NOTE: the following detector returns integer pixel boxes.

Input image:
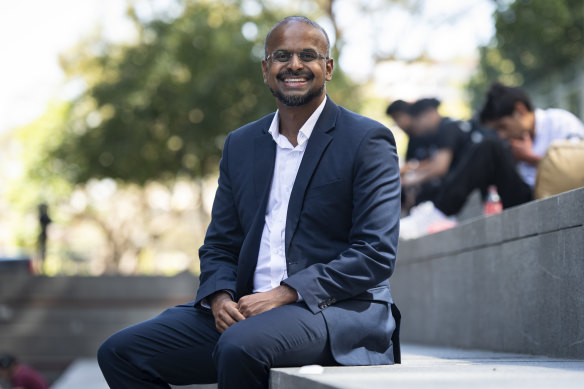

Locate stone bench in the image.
[0,272,199,383]
[50,344,584,389]
[8,188,584,386]
[391,187,584,359]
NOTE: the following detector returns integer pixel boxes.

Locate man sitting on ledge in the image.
[97,16,401,389]
[400,82,584,240]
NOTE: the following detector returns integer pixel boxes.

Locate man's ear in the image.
[261,60,268,84]
[325,58,334,81]
[514,101,528,116]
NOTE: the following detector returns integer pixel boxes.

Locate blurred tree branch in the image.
[51,0,361,186]
[14,0,362,273]
[468,0,584,108]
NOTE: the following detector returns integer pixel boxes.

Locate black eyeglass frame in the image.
[265,49,330,63]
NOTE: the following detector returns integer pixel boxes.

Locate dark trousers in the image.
[97,302,335,389]
[434,138,533,215]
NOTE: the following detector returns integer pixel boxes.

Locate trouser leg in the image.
[213,302,335,389]
[434,138,533,215]
[97,302,219,388]
[415,179,443,205]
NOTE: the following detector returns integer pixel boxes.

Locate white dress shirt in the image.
[518,108,584,187]
[253,97,328,295]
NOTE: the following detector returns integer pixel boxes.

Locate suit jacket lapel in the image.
[236,125,276,297]
[253,130,277,203]
[285,98,339,251]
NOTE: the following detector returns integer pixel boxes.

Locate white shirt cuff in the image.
[296,291,303,302]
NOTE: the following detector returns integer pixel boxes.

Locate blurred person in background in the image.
[386,99,417,213]
[393,98,472,212]
[0,354,48,389]
[37,203,51,266]
[400,82,584,239]
[386,99,413,134]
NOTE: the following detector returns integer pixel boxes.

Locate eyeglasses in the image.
[266,49,329,63]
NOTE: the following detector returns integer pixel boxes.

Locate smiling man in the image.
[98,16,401,389]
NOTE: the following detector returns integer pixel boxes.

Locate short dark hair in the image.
[386,100,411,116]
[264,16,331,58]
[408,98,441,116]
[479,82,533,123]
[0,354,16,369]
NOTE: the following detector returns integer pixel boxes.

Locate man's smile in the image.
[277,72,314,88]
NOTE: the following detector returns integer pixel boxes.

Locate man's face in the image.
[262,21,333,107]
[488,112,527,140]
[391,112,413,134]
[410,109,439,136]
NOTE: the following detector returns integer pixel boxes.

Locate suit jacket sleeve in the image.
[283,127,401,313]
[195,133,243,308]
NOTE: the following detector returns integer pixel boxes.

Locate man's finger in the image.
[216,316,231,333]
[225,304,246,322]
[240,302,270,318]
[237,298,254,317]
[218,310,237,327]
[215,322,225,333]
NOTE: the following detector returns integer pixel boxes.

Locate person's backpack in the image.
[535,136,584,199]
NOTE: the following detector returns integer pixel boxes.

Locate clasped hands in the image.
[209,285,297,333]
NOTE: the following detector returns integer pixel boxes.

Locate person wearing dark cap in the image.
[0,354,48,389]
[386,99,413,134]
[400,82,584,239]
[397,98,472,212]
[386,99,421,212]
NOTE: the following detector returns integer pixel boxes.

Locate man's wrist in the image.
[209,291,233,309]
[275,284,299,304]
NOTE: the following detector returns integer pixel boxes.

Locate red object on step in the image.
[484,186,503,215]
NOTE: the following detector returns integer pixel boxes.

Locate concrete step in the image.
[393,187,584,359]
[51,344,584,389]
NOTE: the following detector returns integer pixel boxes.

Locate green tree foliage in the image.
[51,0,360,185]
[11,102,74,207]
[468,0,584,107]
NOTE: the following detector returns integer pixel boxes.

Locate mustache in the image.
[276,70,315,80]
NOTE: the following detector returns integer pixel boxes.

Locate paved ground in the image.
[49,360,214,389]
[51,344,584,388]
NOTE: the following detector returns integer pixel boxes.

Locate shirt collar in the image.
[268,96,327,149]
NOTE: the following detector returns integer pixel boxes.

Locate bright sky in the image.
[0,0,136,134]
[336,0,495,82]
[0,0,495,134]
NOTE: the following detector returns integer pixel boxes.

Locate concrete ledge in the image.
[399,187,584,261]
[51,344,584,389]
[0,273,198,383]
[392,187,584,358]
[271,344,584,389]
[50,359,216,389]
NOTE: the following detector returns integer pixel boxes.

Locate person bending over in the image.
[395,98,472,211]
[400,82,584,239]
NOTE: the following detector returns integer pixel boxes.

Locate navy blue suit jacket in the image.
[195,98,401,364]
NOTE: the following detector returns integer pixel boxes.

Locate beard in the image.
[269,70,325,107]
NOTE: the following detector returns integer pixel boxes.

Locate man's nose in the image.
[287,53,304,71]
